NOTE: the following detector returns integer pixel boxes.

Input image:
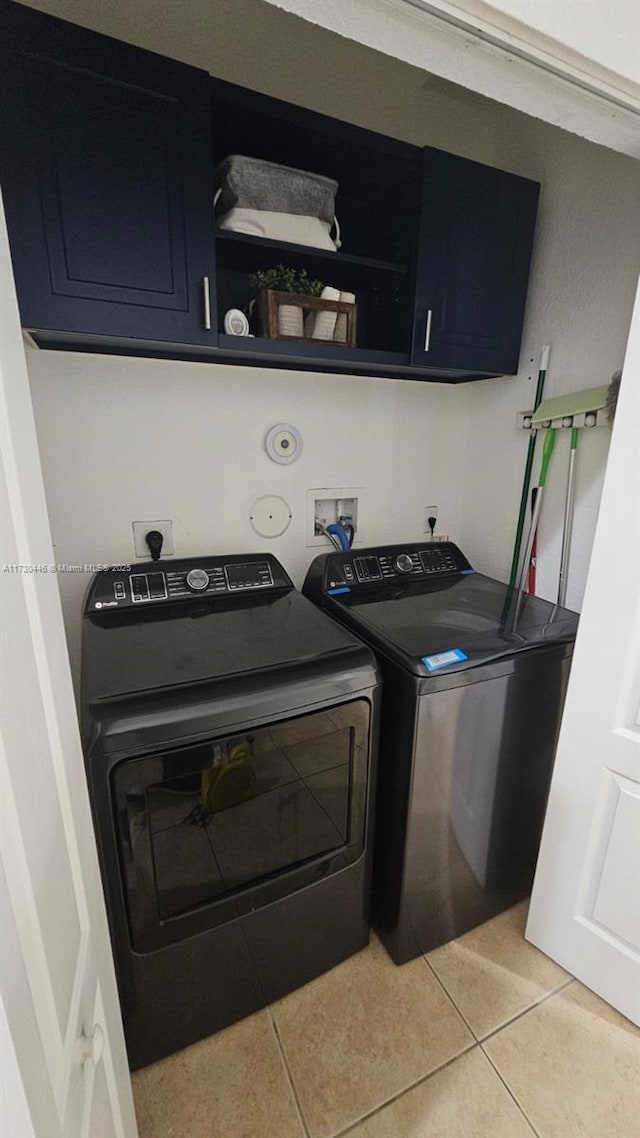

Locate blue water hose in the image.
[326,523,351,552]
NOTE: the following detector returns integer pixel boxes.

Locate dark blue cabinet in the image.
[1,4,217,345]
[1,4,539,380]
[411,149,539,375]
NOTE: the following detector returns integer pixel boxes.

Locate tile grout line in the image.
[478,979,577,1138]
[422,946,575,1047]
[420,951,570,1138]
[329,1041,480,1138]
[479,975,575,1046]
[266,1006,312,1138]
[480,1044,541,1138]
[420,951,478,1038]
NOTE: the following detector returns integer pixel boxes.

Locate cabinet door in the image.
[411,148,539,375]
[1,5,216,345]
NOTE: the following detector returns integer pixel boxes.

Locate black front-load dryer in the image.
[303,542,578,964]
[81,553,379,1068]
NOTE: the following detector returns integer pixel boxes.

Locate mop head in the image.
[606,371,622,427]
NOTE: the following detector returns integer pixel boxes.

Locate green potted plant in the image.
[250,265,324,338]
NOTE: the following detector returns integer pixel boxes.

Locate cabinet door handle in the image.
[203,276,212,331]
[424,308,432,352]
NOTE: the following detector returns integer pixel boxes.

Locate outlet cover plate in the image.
[132,520,174,559]
[249,495,292,538]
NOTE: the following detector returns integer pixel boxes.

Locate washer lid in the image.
[326,573,579,676]
[82,590,370,702]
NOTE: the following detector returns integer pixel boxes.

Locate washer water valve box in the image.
[307,488,362,547]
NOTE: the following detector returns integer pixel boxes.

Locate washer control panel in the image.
[322,542,471,593]
[85,554,290,612]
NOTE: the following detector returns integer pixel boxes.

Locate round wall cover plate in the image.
[249,495,292,538]
[265,423,302,464]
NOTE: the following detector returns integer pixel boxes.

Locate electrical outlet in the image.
[132,520,174,559]
[423,506,438,535]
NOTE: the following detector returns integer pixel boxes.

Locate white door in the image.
[527,276,640,1026]
[0,196,138,1136]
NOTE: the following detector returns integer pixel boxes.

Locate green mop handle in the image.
[509,346,549,588]
[539,424,556,487]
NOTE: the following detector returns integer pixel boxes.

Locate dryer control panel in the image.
[84,554,293,612]
[304,542,472,598]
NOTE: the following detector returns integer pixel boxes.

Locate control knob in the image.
[186,567,210,592]
[394,553,414,574]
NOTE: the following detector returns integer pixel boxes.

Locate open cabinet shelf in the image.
[215,256,412,356]
[214,230,409,276]
[211,78,419,359]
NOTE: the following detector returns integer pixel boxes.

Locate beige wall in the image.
[27,354,467,684]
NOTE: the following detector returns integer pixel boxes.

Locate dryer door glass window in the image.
[112,699,370,951]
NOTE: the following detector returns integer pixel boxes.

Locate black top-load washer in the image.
[81,553,379,1068]
[303,542,578,963]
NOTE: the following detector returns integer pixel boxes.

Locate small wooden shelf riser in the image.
[258,290,358,347]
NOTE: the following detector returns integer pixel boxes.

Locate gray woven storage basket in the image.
[214,155,338,224]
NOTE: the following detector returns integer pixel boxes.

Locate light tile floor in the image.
[132,901,640,1138]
